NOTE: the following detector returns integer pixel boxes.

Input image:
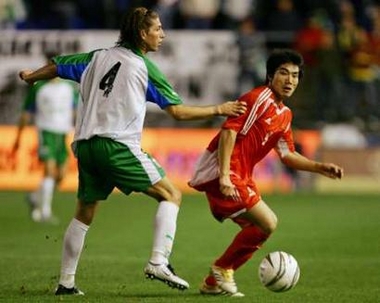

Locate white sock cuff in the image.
[43,176,55,187]
[157,201,179,216]
[72,218,90,232]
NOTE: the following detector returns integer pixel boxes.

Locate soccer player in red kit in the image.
[189,49,344,297]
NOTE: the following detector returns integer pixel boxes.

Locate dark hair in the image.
[265,49,304,84]
[116,7,159,50]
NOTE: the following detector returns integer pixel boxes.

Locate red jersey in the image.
[189,86,295,191]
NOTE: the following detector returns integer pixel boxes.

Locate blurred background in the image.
[1,0,380,194]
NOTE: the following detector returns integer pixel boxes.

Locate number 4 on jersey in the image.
[99,62,121,97]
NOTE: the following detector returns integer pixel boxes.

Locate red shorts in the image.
[204,178,261,222]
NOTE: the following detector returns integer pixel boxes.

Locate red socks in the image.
[214,225,269,271]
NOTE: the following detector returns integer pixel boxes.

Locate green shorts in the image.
[76,136,165,203]
[38,130,68,165]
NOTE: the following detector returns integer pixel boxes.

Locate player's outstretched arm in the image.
[165,101,247,120]
[282,151,343,179]
[19,63,58,85]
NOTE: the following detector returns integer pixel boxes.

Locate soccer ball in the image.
[258,251,300,292]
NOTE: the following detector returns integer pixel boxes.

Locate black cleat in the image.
[55,284,84,296]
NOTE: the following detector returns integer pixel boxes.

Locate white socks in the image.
[40,176,55,219]
[58,202,179,288]
[59,218,89,288]
[150,201,179,265]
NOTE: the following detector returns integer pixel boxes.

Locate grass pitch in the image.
[0,191,379,302]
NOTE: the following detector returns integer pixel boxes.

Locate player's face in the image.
[270,63,300,100]
[141,17,165,53]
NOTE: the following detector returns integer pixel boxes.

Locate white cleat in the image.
[144,262,189,290]
[200,279,245,297]
[211,265,239,294]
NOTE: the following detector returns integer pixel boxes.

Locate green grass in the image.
[0,191,379,302]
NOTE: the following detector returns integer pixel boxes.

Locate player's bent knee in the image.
[148,182,182,205]
[75,200,98,225]
[166,187,182,205]
[262,215,278,234]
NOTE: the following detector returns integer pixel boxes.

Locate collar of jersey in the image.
[121,42,144,57]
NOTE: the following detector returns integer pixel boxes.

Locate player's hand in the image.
[320,163,343,179]
[219,175,241,202]
[217,100,247,117]
[19,70,34,84]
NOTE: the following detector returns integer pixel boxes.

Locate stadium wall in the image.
[1,126,379,193]
[0,126,315,193]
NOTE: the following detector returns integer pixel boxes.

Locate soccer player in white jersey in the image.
[13,52,78,224]
[18,7,247,296]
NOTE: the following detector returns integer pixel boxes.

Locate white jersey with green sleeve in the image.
[53,47,182,155]
[23,79,78,133]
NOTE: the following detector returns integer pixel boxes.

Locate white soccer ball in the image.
[258,251,300,292]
